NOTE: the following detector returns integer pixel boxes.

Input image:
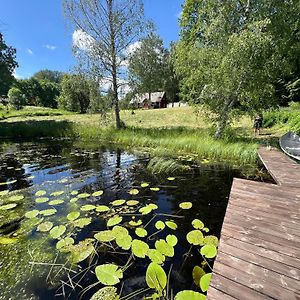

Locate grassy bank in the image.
[0,107,261,165]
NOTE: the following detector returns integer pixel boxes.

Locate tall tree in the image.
[33,69,64,83]
[0,32,18,96]
[175,0,300,138]
[63,0,149,129]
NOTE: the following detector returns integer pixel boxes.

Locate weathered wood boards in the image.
[207,148,300,299]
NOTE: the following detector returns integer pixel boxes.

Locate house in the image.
[130,91,168,109]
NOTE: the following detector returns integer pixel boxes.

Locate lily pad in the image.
[96,205,110,213]
[200,244,217,259]
[167,177,175,181]
[111,199,126,206]
[35,190,47,197]
[192,219,204,230]
[112,226,129,238]
[69,239,95,263]
[192,266,206,286]
[165,221,177,230]
[8,195,24,201]
[94,230,116,243]
[95,264,123,286]
[116,234,132,250]
[146,262,167,293]
[155,240,174,257]
[131,239,149,258]
[49,199,64,206]
[166,235,178,247]
[139,205,152,215]
[179,202,193,209]
[187,230,204,245]
[90,287,120,300]
[0,236,18,244]
[128,189,139,195]
[73,217,92,228]
[70,190,78,196]
[107,216,122,227]
[25,210,40,219]
[126,200,139,206]
[147,249,165,265]
[203,235,219,247]
[50,191,64,197]
[70,197,78,203]
[37,221,53,232]
[150,187,160,192]
[0,203,18,210]
[77,193,90,199]
[0,190,9,197]
[92,190,104,197]
[67,211,80,221]
[140,183,149,188]
[50,225,66,239]
[40,208,57,216]
[129,219,143,227]
[35,197,49,203]
[155,221,165,230]
[200,273,212,292]
[56,237,74,251]
[174,290,206,300]
[80,204,96,211]
[135,227,148,238]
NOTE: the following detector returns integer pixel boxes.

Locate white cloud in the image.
[26,48,33,55]
[13,70,23,79]
[72,29,95,51]
[125,41,141,56]
[45,44,57,50]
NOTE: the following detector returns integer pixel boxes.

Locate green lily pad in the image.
[167,177,175,181]
[49,199,64,206]
[95,264,123,286]
[126,200,139,206]
[112,226,129,238]
[203,235,218,247]
[67,211,80,221]
[192,266,206,286]
[70,190,78,196]
[69,239,95,263]
[96,205,110,213]
[50,225,66,239]
[139,205,152,215]
[116,234,132,250]
[174,290,206,300]
[77,193,90,199]
[200,244,217,259]
[147,249,165,265]
[40,208,57,216]
[50,191,64,197]
[56,237,74,251]
[135,227,147,238]
[0,203,18,210]
[146,262,167,293]
[165,221,177,230]
[35,190,47,197]
[155,240,174,257]
[72,217,92,228]
[150,187,160,192]
[155,221,165,230]
[8,195,24,201]
[129,219,143,227]
[94,230,116,243]
[128,189,139,195]
[202,227,210,233]
[200,273,212,292]
[131,239,149,258]
[35,197,49,203]
[37,221,53,232]
[92,190,104,197]
[0,236,18,244]
[80,204,96,211]
[90,287,120,300]
[187,230,204,245]
[192,219,204,230]
[107,216,122,227]
[111,199,126,206]
[166,235,178,247]
[0,190,9,197]
[70,197,78,203]
[140,183,149,188]
[25,210,40,219]
[179,202,193,209]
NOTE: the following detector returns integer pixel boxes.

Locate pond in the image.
[0,140,264,300]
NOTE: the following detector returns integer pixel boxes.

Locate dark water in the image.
[0,140,261,300]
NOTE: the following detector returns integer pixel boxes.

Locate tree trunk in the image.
[112,70,121,129]
[148,92,151,109]
[214,98,236,139]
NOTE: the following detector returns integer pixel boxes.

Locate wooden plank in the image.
[206,286,237,300]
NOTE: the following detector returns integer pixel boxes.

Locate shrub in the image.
[7,87,25,110]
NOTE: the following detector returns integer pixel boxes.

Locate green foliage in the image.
[95,264,123,286]
[146,263,167,294]
[0,32,18,96]
[8,87,25,110]
[33,69,64,83]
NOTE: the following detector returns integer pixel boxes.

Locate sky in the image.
[0,0,184,79]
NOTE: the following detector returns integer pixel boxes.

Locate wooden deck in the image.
[207,147,300,299]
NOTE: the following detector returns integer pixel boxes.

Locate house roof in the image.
[130,91,166,104]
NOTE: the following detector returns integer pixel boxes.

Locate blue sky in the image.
[0,0,184,79]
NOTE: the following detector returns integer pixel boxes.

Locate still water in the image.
[0,140,259,300]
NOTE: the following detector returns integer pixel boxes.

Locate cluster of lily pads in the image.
[0,174,218,300]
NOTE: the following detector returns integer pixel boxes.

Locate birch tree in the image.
[63,0,149,129]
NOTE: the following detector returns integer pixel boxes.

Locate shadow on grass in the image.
[0,120,75,139]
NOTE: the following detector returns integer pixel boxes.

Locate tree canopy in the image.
[0,32,18,96]
[33,69,64,84]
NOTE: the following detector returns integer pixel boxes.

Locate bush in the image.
[7,87,25,110]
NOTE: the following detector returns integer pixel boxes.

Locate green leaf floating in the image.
[165,221,177,230]
[70,190,78,196]
[77,193,90,199]
[192,266,206,286]
[0,203,17,210]
[155,240,174,257]
[179,202,193,209]
[40,208,57,216]
[67,211,80,221]
[128,189,139,195]
[94,230,116,242]
[150,187,160,192]
[166,235,178,247]
[8,194,24,201]
[192,219,204,230]
[0,190,9,197]
[92,190,104,197]
[200,273,212,292]
[140,182,149,188]
[49,199,64,205]
[126,200,139,206]
[96,205,110,213]
[135,227,148,238]
[56,237,74,251]
[37,221,53,232]
[174,290,206,300]
[50,191,64,197]
[155,221,165,230]
[81,204,96,211]
[107,216,122,227]
[90,287,120,300]
[50,225,66,239]
[186,230,204,245]
[111,199,126,206]
[200,244,217,259]
[147,249,165,265]
[0,237,18,244]
[112,226,129,238]
[25,210,40,219]
[35,190,47,197]
[129,219,142,227]
[72,217,92,228]
[203,235,219,247]
[35,197,49,203]
[95,264,123,286]
[69,239,94,263]
[146,262,167,293]
[116,234,132,250]
[131,239,149,258]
